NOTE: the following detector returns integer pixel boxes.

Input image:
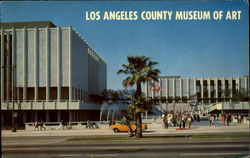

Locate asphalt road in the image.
[2,136,249,158]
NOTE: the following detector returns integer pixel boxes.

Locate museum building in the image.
[145,76,249,103]
[0,21,107,127]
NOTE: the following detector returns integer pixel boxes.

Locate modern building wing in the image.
[1,21,107,126]
[145,76,249,103]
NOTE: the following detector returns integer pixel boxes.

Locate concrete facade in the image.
[0,22,107,126]
[145,76,249,104]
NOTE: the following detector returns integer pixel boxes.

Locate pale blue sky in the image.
[1,1,249,90]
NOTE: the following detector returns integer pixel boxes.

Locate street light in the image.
[11,64,16,132]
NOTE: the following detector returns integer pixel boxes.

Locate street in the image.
[2,135,249,158]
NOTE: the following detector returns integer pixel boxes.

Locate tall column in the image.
[6,34,10,102]
[23,27,27,101]
[222,77,226,98]
[180,78,182,99]
[193,78,196,95]
[46,27,50,102]
[173,78,175,99]
[46,111,50,122]
[237,77,240,90]
[201,78,204,100]
[57,27,61,102]
[187,78,190,99]
[166,78,168,99]
[208,78,211,103]
[34,27,38,102]
[215,78,218,100]
[230,78,233,98]
[69,27,72,102]
[152,81,155,99]
[1,28,5,102]
[244,76,248,91]
[159,78,162,98]
[145,81,148,97]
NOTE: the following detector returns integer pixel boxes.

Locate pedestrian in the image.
[59,120,65,130]
[172,114,177,127]
[177,113,182,129]
[163,115,168,129]
[187,115,193,129]
[40,119,46,130]
[209,115,215,127]
[68,121,72,129]
[226,114,232,126]
[197,114,200,124]
[182,114,187,129]
[237,114,241,124]
[221,114,226,125]
[34,120,39,131]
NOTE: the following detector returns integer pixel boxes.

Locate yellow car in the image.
[110,123,148,133]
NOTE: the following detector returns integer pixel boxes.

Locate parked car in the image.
[110,123,148,133]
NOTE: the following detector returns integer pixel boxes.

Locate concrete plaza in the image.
[2,120,249,138]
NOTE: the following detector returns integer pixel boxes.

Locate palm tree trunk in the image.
[136,112,142,138]
[135,82,143,138]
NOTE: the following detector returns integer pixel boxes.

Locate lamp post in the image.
[11,64,16,132]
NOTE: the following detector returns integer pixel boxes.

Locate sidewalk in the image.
[2,121,249,137]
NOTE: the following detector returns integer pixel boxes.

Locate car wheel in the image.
[114,128,119,133]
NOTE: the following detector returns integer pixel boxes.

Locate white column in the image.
[208,78,211,99]
[152,81,154,99]
[6,34,10,102]
[57,27,61,102]
[222,77,226,98]
[180,78,182,99]
[215,78,218,99]
[34,27,38,102]
[46,111,50,122]
[237,77,240,90]
[230,78,233,98]
[166,78,168,98]
[46,27,50,102]
[23,27,27,101]
[173,78,175,99]
[1,28,5,101]
[201,78,204,99]
[193,78,196,95]
[187,78,190,99]
[244,76,247,91]
[69,27,72,102]
[208,79,210,98]
[159,78,162,97]
[145,82,148,97]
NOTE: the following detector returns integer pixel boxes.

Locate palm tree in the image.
[117,56,160,138]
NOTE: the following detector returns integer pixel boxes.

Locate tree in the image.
[232,88,249,102]
[117,56,160,138]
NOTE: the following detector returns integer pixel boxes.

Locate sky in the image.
[1,1,249,90]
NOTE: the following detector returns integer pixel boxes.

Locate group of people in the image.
[162,113,198,129]
[59,120,72,130]
[34,119,46,131]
